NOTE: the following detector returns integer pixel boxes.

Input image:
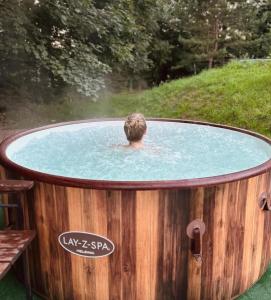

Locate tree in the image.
[155,0,271,76]
[0,0,155,99]
[0,0,270,99]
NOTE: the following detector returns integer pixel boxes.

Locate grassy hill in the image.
[25,60,271,137]
[2,60,271,138]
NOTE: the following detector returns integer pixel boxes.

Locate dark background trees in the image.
[0,0,270,101]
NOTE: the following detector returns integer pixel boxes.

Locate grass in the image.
[0,272,40,300]
[10,62,271,136]
[6,60,271,138]
[239,264,271,300]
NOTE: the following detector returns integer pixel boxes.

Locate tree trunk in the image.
[208,57,213,69]
[208,18,219,69]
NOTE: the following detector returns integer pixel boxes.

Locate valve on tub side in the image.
[186,219,206,262]
[258,192,271,211]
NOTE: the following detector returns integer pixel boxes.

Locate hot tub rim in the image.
[0,118,271,190]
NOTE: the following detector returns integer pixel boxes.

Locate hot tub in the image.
[0,119,271,300]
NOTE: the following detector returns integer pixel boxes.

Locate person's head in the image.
[124,113,147,143]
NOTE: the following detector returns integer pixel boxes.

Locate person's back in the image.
[124,113,147,149]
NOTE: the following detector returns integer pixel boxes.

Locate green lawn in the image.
[5,60,271,139]
[30,61,271,132]
[239,264,271,300]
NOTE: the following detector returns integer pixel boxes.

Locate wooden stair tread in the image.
[0,230,36,250]
[0,230,35,268]
[0,180,34,193]
[0,262,11,280]
[0,230,36,279]
[0,248,21,263]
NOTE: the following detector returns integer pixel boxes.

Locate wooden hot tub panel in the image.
[11,170,271,300]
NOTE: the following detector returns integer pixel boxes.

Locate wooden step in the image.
[0,230,36,280]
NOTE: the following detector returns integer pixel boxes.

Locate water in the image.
[6,121,271,181]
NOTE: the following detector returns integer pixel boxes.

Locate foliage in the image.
[150,0,271,80]
[0,0,271,98]
[6,61,271,139]
[79,61,271,138]
[0,0,156,98]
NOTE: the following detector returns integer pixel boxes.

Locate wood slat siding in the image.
[1,171,271,299]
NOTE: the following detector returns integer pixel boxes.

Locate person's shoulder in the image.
[111,144,129,149]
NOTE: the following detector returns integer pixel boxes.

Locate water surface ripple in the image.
[6,121,271,181]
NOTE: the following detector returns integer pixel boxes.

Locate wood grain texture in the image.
[0,179,33,193]
[0,262,11,280]
[0,230,35,262]
[1,172,271,299]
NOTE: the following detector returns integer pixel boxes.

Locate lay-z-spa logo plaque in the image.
[58,231,115,258]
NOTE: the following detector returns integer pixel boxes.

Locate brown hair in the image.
[124,113,147,142]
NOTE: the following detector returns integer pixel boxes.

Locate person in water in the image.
[124,113,147,149]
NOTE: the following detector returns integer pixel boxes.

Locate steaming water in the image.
[6,121,271,181]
